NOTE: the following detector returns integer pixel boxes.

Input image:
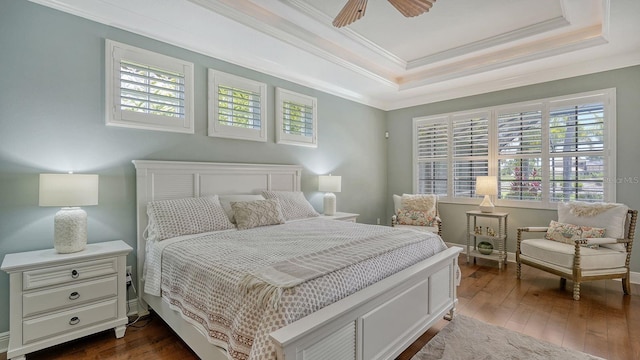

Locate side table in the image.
[466,210,508,269]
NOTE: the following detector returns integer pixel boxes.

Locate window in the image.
[275,88,317,148]
[208,70,267,142]
[413,89,616,208]
[106,40,194,133]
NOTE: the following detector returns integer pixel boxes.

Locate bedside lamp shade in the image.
[39,174,99,253]
[319,175,341,216]
[476,176,497,213]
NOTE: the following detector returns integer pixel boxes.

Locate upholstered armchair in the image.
[517,201,637,300]
[391,194,442,237]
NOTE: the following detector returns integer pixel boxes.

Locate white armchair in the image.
[391,194,442,237]
[517,201,637,300]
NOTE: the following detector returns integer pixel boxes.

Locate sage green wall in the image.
[0,1,388,333]
[387,65,640,273]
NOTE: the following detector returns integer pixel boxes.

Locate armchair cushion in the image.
[557,202,629,239]
[520,238,627,271]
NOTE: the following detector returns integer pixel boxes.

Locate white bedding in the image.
[145,218,447,360]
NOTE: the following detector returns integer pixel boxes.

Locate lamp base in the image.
[54,207,87,253]
[323,192,337,216]
[479,195,495,213]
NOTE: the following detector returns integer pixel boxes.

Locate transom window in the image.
[275,88,318,148]
[208,70,267,142]
[106,40,194,133]
[413,89,616,208]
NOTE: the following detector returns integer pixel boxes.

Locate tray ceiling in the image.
[30,0,640,110]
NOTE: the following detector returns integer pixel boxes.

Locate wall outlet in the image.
[377,218,380,225]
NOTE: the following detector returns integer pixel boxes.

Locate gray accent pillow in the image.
[146,196,234,241]
[232,199,285,230]
[261,190,319,220]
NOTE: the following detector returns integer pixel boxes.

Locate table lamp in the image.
[318,175,341,216]
[39,173,99,253]
[476,176,497,213]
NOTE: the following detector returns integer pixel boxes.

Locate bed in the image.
[133,160,462,360]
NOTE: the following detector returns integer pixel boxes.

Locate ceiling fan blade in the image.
[387,0,435,18]
[333,0,368,28]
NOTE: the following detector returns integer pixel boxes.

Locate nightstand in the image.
[1,240,132,360]
[320,212,359,222]
[466,211,508,269]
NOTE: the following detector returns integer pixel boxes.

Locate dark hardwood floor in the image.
[3,255,638,360]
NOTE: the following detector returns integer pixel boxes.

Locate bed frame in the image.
[133,160,462,360]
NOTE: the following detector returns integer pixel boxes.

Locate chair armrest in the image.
[518,227,548,232]
[391,215,397,227]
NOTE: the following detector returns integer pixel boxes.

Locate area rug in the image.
[411,315,603,360]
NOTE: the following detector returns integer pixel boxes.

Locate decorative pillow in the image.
[396,209,438,227]
[557,201,628,239]
[400,194,437,217]
[261,190,319,220]
[232,199,285,230]
[544,220,605,244]
[146,196,234,242]
[219,194,264,223]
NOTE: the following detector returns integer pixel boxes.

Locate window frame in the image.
[105,39,195,134]
[275,87,318,148]
[208,69,268,142]
[412,88,616,209]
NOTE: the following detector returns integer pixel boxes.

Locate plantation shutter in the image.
[548,99,606,201]
[119,60,185,118]
[451,113,489,198]
[217,85,262,129]
[415,119,449,195]
[282,100,314,137]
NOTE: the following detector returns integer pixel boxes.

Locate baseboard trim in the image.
[446,242,639,285]
[0,331,8,354]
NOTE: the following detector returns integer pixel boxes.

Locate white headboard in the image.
[132,160,302,297]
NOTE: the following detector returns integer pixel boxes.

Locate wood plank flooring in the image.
[3,255,638,360]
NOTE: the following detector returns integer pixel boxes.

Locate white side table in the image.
[1,240,132,360]
[320,212,359,222]
[466,211,508,269]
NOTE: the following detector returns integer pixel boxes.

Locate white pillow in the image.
[557,201,629,239]
[146,196,234,241]
[261,190,319,220]
[219,194,264,223]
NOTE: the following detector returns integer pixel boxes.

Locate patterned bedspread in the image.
[145,219,447,360]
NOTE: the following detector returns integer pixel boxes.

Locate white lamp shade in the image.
[318,175,342,193]
[39,174,99,207]
[475,176,498,196]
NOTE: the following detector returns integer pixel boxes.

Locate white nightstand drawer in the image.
[23,258,118,290]
[23,298,118,344]
[23,275,118,317]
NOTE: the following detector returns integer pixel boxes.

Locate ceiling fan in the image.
[333,0,437,28]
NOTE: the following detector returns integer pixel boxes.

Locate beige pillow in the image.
[396,209,438,226]
[232,199,285,230]
[218,194,264,223]
[400,194,437,217]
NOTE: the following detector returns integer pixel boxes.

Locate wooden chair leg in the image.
[622,277,631,295]
[516,261,521,279]
[573,282,581,300]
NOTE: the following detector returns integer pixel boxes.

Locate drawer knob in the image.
[69,316,80,326]
[69,291,80,300]
[71,269,79,278]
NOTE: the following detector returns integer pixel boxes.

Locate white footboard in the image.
[270,246,462,360]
